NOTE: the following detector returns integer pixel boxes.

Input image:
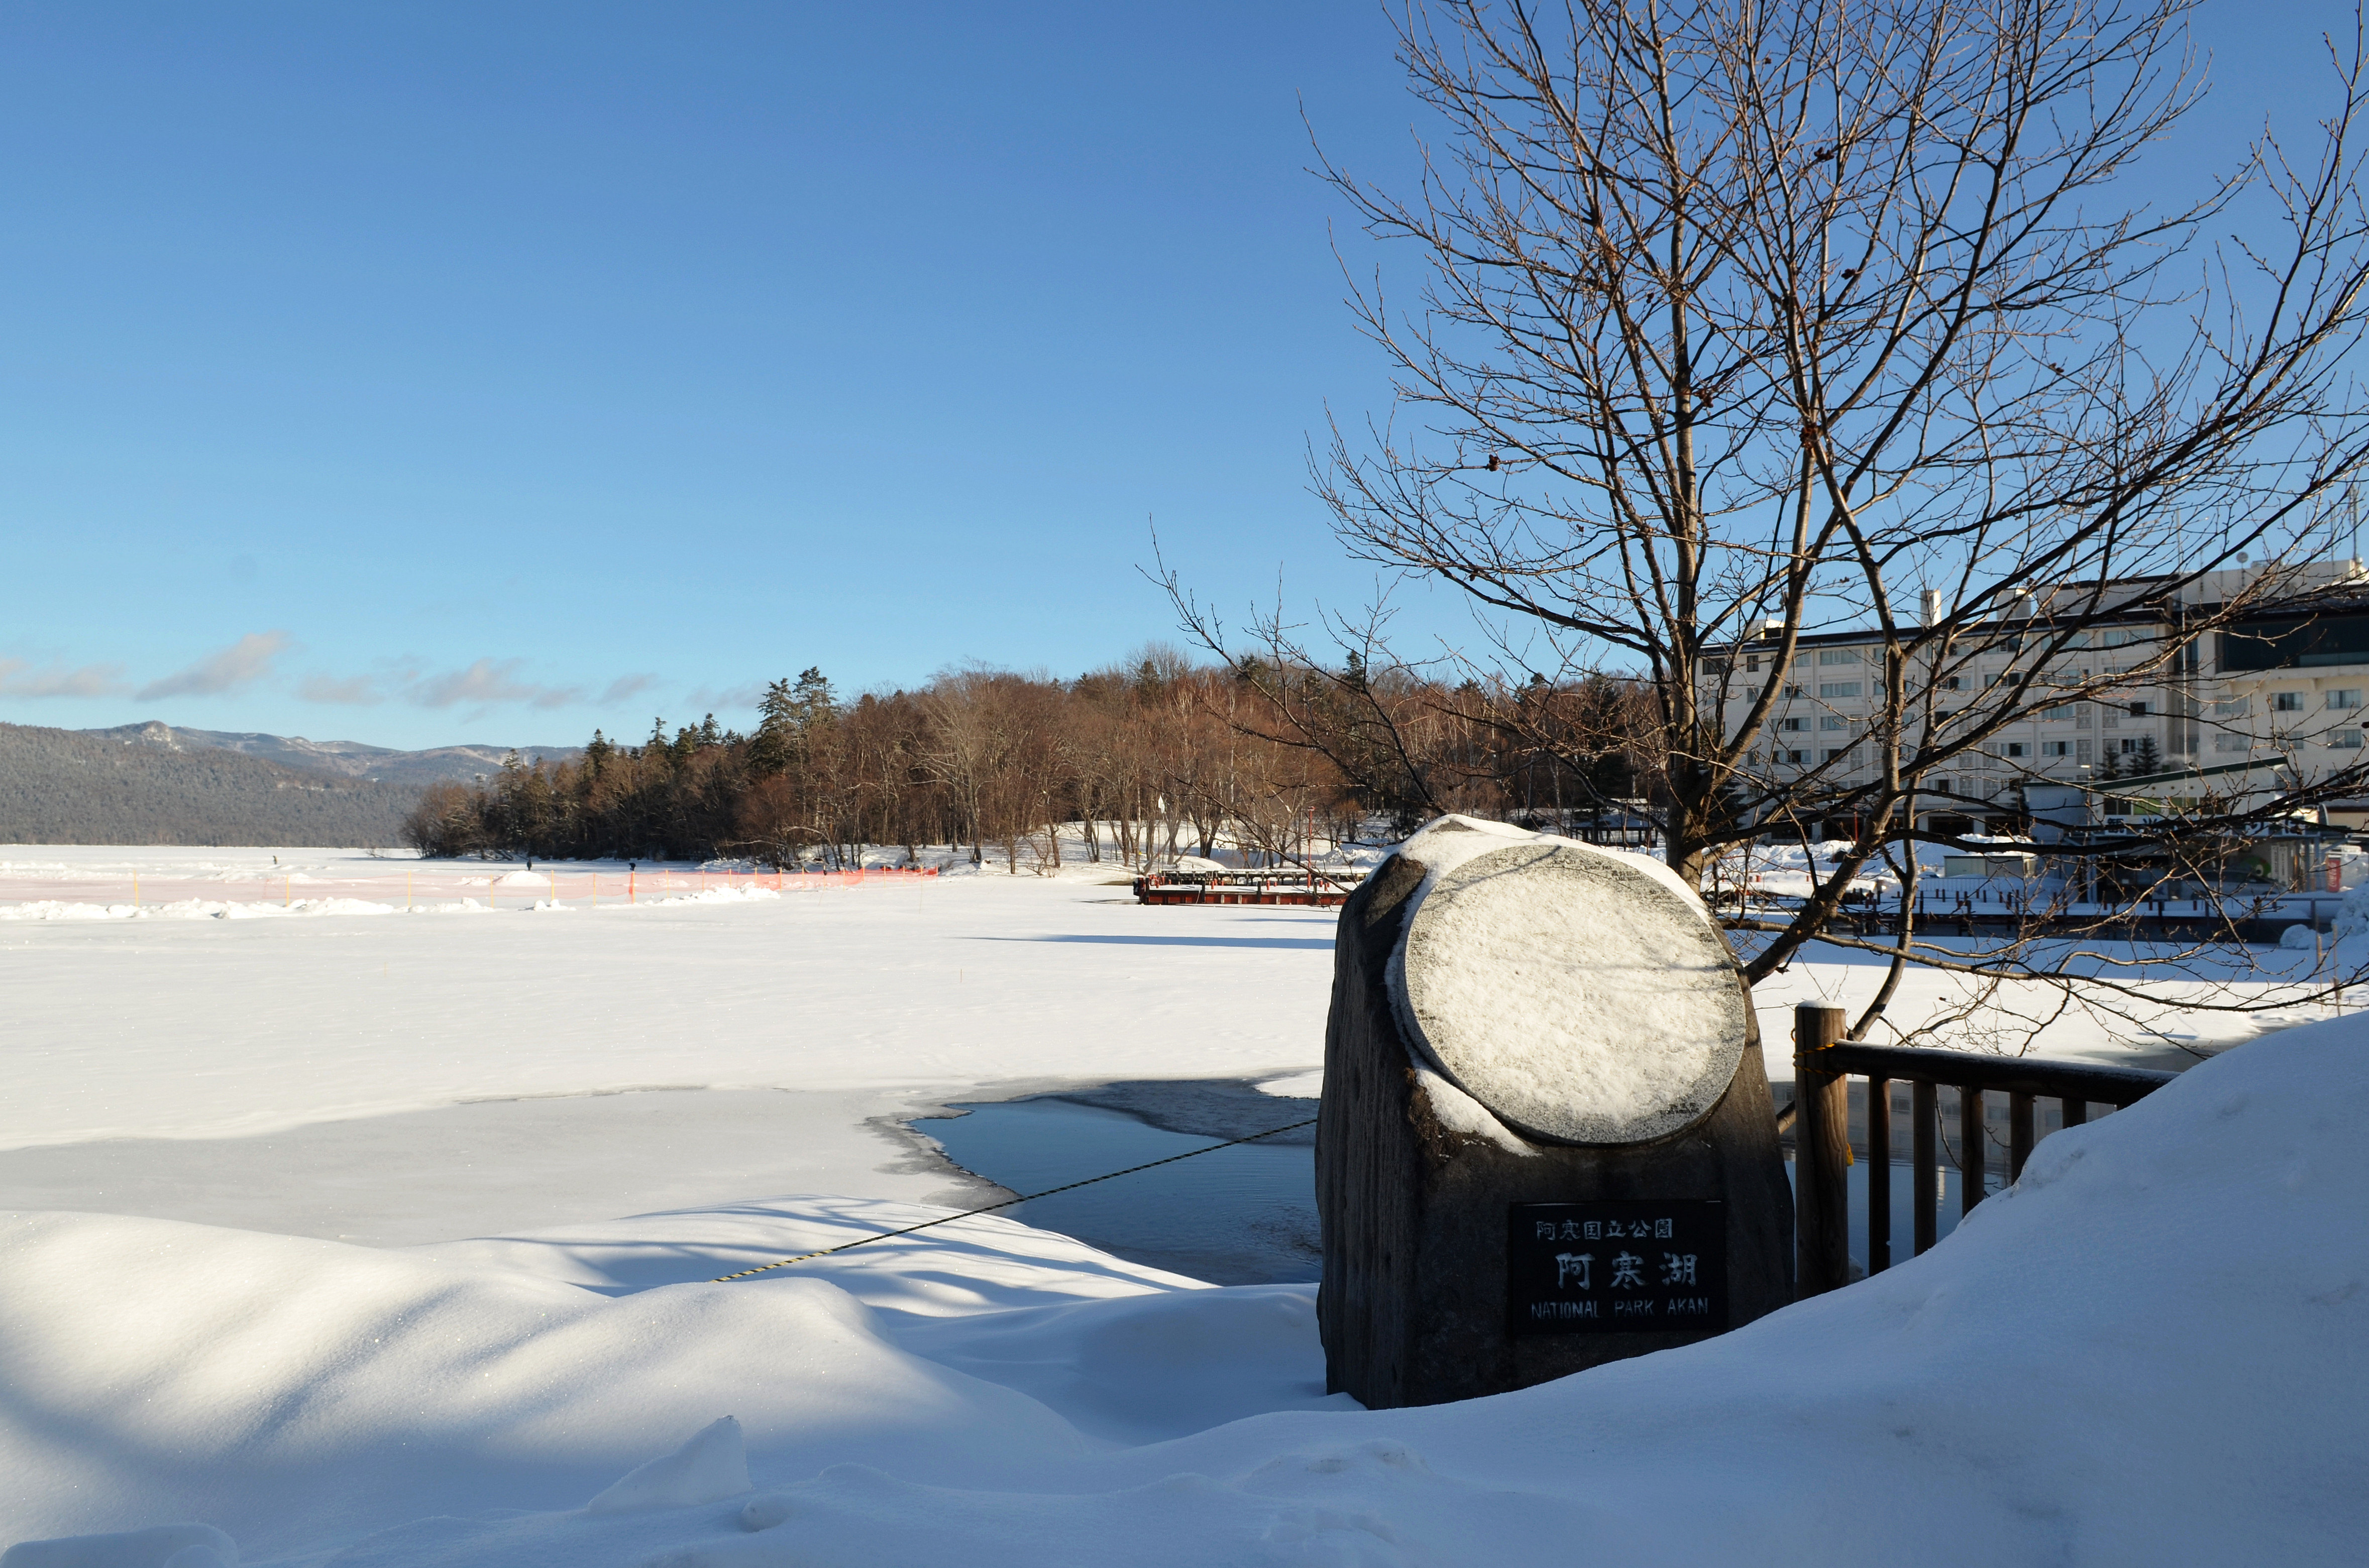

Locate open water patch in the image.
[918,1080,1320,1286]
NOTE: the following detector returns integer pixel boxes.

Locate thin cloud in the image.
[682,682,766,712]
[600,674,659,704]
[299,674,382,705]
[136,631,288,702]
[412,658,583,711]
[0,659,130,698]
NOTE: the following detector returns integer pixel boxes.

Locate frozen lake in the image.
[0,1086,985,1248]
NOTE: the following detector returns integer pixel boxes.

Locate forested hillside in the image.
[0,722,420,846]
[81,722,578,787]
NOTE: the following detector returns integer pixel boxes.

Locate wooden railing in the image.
[1791,1002,2178,1297]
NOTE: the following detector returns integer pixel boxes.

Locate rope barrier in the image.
[709,1113,1321,1282]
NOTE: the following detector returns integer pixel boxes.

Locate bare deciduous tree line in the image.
[400,654,1655,868]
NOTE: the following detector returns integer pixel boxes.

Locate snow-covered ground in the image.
[6,1019,2363,1564]
[0,844,2312,1157]
[0,843,2326,1245]
[0,847,1323,1157]
[3,843,2362,1562]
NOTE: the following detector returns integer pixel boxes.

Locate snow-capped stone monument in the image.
[1318,816,1791,1408]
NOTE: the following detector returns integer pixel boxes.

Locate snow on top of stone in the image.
[1386,814,1748,1146]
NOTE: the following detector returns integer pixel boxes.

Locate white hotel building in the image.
[1715,565,2369,836]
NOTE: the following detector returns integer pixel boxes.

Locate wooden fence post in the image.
[1865,1074,1891,1274]
[1961,1084,1986,1216]
[1794,1001,1851,1297]
[1912,1080,1939,1253]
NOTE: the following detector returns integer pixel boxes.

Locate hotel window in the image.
[2003,742,2026,758]
[2127,701,2150,716]
[2333,730,2364,749]
[1779,717,1807,732]
[2213,697,2249,718]
[1782,748,1807,764]
[2275,691,2305,712]
[1820,716,1848,731]
[1817,648,1861,665]
[1819,682,1862,699]
[2331,690,2363,711]
[2042,740,2071,756]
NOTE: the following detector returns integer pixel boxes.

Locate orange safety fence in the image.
[0,864,941,911]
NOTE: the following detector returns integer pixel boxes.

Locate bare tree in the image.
[1175,0,2369,1044]
[917,669,1008,863]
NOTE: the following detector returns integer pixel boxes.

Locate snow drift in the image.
[4,1021,2365,1564]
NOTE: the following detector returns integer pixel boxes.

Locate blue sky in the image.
[0,2,2352,748]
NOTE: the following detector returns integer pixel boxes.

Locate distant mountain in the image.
[0,722,422,847]
[81,722,581,788]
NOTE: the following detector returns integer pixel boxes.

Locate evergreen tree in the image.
[792,667,837,730]
[751,680,797,776]
[2132,735,2163,776]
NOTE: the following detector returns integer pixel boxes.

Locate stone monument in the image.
[1317,815,1791,1409]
